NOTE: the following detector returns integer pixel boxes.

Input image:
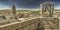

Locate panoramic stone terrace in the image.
[0,17,59,30]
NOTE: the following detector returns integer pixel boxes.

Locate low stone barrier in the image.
[0,17,39,30]
[0,17,59,30]
[39,17,59,30]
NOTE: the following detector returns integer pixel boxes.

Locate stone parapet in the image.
[0,17,59,30]
[0,17,39,30]
[39,17,59,30]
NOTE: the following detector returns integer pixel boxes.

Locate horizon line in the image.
[0,8,60,10]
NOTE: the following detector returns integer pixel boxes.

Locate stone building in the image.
[40,2,54,17]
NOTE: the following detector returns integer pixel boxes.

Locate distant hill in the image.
[0,9,60,14]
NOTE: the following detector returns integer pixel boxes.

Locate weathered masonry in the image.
[0,17,59,30]
[40,2,54,17]
[0,2,59,30]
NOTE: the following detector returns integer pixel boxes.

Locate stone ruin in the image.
[12,4,17,19]
[17,12,30,18]
[0,2,59,30]
[40,2,54,17]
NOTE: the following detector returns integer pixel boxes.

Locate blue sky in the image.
[0,0,60,10]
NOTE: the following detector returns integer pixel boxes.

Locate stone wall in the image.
[0,17,39,30]
[0,17,59,30]
[39,17,59,30]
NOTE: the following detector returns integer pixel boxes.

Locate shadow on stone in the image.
[37,28,45,30]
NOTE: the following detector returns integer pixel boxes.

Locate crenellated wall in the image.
[0,17,59,30]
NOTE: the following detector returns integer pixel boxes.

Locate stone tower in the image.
[12,4,17,19]
[40,2,54,17]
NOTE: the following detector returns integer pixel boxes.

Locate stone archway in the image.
[40,2,54,17]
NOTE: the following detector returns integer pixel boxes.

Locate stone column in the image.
[51,5,54,16]
[40,4,43,17]
[50,5,54,17]
[50,5,52,17]
[12,4,17,19]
